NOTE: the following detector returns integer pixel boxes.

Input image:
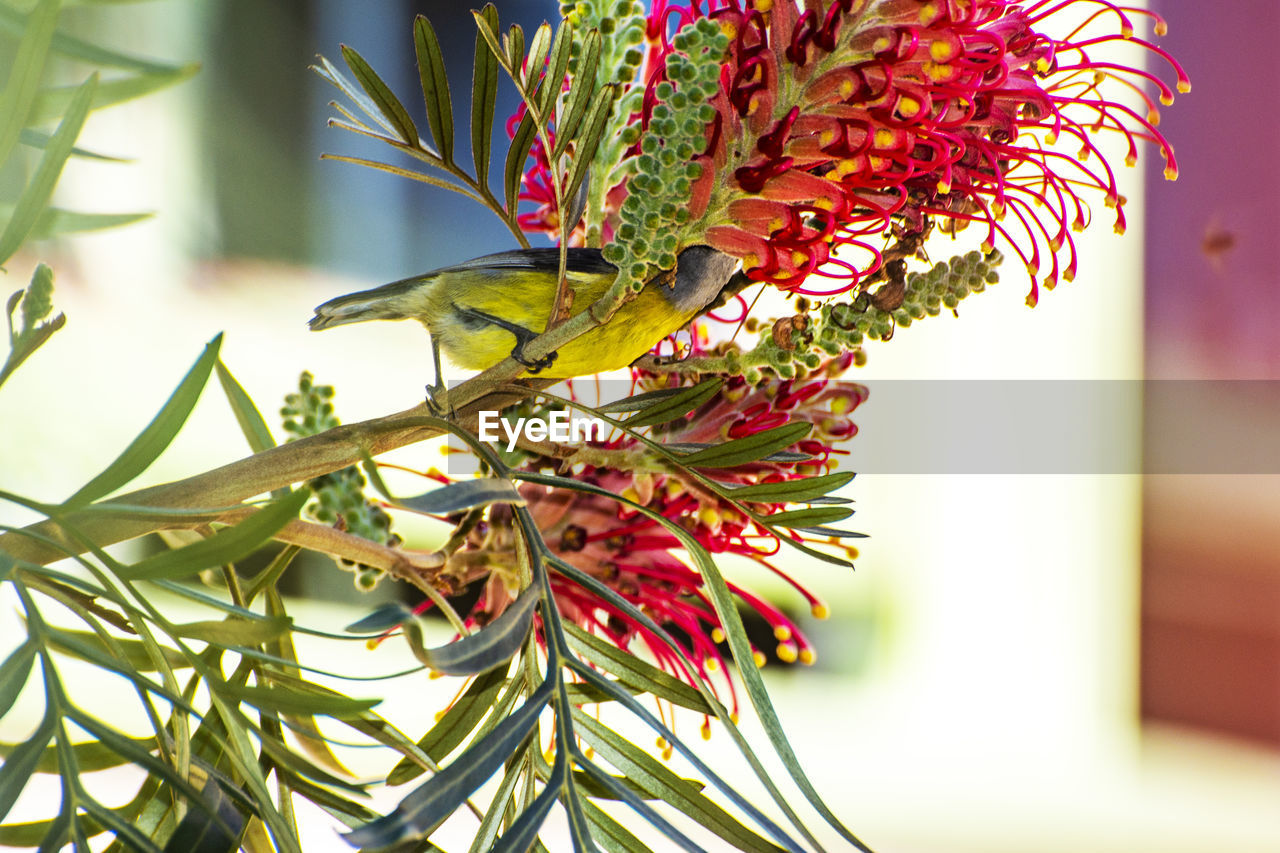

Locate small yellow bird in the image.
[309,245,738,379]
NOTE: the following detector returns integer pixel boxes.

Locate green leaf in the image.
[18,127,128,160]
[413,14,453,162]
[554,30,599,160]
[491,769,558,853]
[43,625,188,673]
[574,711,786,853]
[503,109,537,217]
[387,665,508,785]
[64,334,221,507]
[470,4,500,184]
[41,628,199,713]
[0,731,153,773]
[1,205,151,239]
[523,23,551,92]
[79,795,164,853]
[563,81,613,207]
[762,506,853,530]
[0,3,183,75]
[121,489,307,580]
[0,709,55,821]
[0,71,94,266]
[537,19,572,119]
[682,530,872,851]
[26,62,199,126]
[581,799,651,853]
[463,739,527,853]
[0,0,59,170]
[503,23,525,80]
[340,44,418,146]
[221,683,379,719]
[415,590,537,676]
[675,422,811,469]
[214,359,276,454]
[563,623,710,714]
[726,471,855,504]
[344,679,551,849]
[574,757,703,853]
[396,478,524,515]
[158,775,244,853]
[0,640,36,720]
[619,378,723,428]
[173,615,292,647]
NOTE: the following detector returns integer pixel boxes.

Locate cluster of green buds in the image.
[602,17,727,288]
[281,372,397,589]
[694,250,1003,384]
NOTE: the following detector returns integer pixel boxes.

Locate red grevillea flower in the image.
[419,355,866,722]
[526,0,1186,305]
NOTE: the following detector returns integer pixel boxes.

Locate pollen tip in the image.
[980,240,995,253]
[1163,165,1179,181]
[812,602,831,619]
[1025,291,1039,308]
[799,648,817,666]
[776,643,798,663]
[1177,81,1191,94]
[1064,269,1076,283]
[1159,94,1174,106]
[701,722,713,741]
[1120,25,1133,38]
[1124,154,1138,167]
[1043,276,1057,291]
[752,650,767,668]
[1045,131,1058,145]
[1154,21,1168,36]
[773,625,793,642]
[1114,222,1127,235]
[1147,110,1161,126]
[711,627,726,644]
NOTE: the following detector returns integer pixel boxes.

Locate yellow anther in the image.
[812,603,831,620]
[705,657,721,673]
[773,625,793,642]
[1177,80,1191,94]
[753,650,767,668]
[799,648,817,666]
[701,721,713,741]
[1164,165,1179,181]
[776,643,798,663]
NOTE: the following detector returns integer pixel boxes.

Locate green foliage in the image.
[0,261,63,388]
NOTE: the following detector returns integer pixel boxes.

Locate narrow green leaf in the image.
[344,602,412,635]
[42,626,188,673]
[214,359,276,453]
[69,710,221,829]
[173,615,292,647]
[676,422,811,469]
[524,23,551,91]
[503,109,538,216]
[121,489,307,580]
[413,14,453,162]
[78,796,164,853]
[344,679,551,849]
[157,776,243,853]
[563,623,710,714]
[18,128,128,160]
[417,590,537,676]
[0,732,152,773]
[0,72,94,266]
[683,532,872,851]
[3,205,151,239]
[554,30,599,160]
[64,334,221,507]
[563,81,613,206]
[574,757,704,853]
[387,664,508,784]
[0,641,36,720]
[255,732,365,794]
[537,20,572,119]
[792,525,866,539]
[621,378,723,428]
[0,4,181,75]
[341,45,418,146]
[470,4,500,184]
[574,711,785,853]
[0,710,55,821]
[463,739,528,853]
[504,24,525,81]
[276,765,377,823]
[762,506,853,530]
[582,799,651,853]
[40,628,199,713]
[491,769,558,853]
[396,478,524,515]
[26,63,199,126]
[0,0,60,170]
[727,471,855,504]
[221,683,379,719]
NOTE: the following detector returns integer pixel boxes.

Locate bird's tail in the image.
[308,276,431,331]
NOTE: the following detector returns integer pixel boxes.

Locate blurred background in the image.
[1,1,1277,851]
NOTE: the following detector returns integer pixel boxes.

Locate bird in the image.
[308,245,738,386]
